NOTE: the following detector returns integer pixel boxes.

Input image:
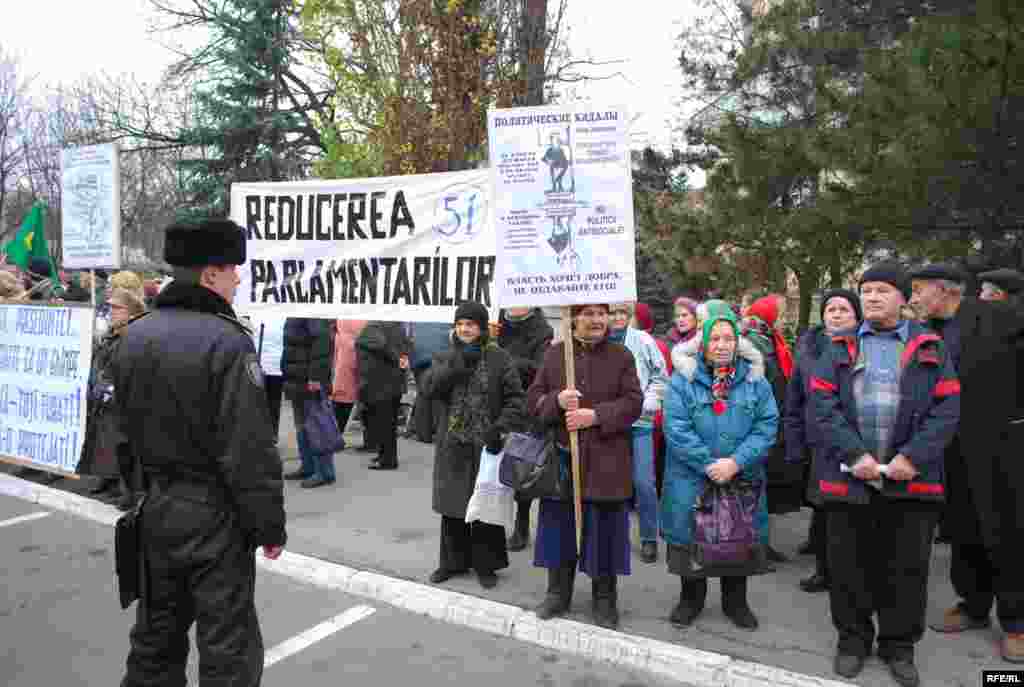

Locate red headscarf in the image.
[634,303,654,332]
[743,295,794,379]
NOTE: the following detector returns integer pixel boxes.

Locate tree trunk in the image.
[828,241,843,288]
[520,0,548,106]
[795,264,820,335]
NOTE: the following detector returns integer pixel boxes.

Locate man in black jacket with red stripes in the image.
[811,262,960,687]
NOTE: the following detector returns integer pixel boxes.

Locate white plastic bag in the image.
[465,447,515,532]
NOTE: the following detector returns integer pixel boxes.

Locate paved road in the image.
[5,399,1018,687]
[0,494,679,687]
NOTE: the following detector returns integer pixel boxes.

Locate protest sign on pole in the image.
[231,169,494,323]
[0,303,94,477]
[61,143,122,269]
[487,104,636,307]
[487,103,636,554]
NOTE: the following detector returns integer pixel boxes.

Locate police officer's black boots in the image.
[535,563,576,620]
[592,576,619,629]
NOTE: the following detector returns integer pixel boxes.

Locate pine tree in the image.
[156,0,320,219]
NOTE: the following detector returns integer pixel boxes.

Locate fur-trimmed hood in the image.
[671,334,765,382]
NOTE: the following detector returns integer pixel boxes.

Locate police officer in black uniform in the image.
[114,219,287,687]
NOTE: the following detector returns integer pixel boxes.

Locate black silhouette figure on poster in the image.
[548,215,570,254]
[541,134,571,193]
[547,215,581,271]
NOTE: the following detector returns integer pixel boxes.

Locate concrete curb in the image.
[1,473,853,687]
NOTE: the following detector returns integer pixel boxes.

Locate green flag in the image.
[3,202,56,280]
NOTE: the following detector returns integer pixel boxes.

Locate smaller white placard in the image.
[0,304,94,473]
[61,143,121,269]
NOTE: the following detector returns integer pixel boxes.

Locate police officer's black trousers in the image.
[826,493,939,661]
[952,541,1024,633]
[122,491,263,687]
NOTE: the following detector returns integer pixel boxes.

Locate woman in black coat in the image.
[496,307,554,551]
[282,317,336,488]
[420,302,525,590]
[356,321,411,469]
[783,289,861,593]
[80,288,148,509]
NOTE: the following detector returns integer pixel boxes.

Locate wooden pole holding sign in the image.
[561,308,584,555]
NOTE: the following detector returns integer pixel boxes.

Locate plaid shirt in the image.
[853,320,910,487]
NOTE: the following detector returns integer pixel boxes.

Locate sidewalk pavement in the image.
[3,401,1016,687]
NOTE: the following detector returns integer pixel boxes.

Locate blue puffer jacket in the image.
[661,356,780,547]
[810,320,960,505]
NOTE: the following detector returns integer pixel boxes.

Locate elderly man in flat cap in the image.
[979,268,1024,307]
[812,262,960,686]
[112,219,286,687]
[910,262,1024,664]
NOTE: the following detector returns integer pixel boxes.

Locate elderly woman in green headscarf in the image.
[661,305,779,631]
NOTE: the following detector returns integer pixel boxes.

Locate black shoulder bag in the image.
[498,430,568,501]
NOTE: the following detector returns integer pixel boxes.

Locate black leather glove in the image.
[484,425,504,455]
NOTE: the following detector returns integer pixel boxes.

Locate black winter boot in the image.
[721,576,759,630]
[799,555,830,593]
[535,563,576,620]
[508,499,531,551]
[592,576,620,629]
[669,578,707,627]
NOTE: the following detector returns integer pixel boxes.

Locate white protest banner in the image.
[487,104,636,307]
[61,143,122,269]
[231,169,494,322]
[0,304,94,475]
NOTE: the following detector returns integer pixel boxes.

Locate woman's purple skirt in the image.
[533,498,631,577]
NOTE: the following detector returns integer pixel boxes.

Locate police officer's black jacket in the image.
[111,281,287,548]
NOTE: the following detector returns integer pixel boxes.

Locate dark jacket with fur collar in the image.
[111,282,286,547]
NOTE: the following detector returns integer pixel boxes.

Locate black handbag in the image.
[114,492,147,610]
[498,431,568,500]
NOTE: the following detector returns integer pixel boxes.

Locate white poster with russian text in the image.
[487,104,636,307]
[61,143,122,269]
[0,304,93,474]
[231,169,495,322]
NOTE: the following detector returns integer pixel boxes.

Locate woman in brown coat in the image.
[526,303,643,629]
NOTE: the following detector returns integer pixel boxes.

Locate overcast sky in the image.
[1,0,701,181]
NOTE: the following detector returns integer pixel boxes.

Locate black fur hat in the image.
[164,219,246,267]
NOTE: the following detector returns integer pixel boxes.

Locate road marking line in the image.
[263,604,376,668]
[0,511,51,528]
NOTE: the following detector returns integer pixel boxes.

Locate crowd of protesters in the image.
[8,234,1024,687]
